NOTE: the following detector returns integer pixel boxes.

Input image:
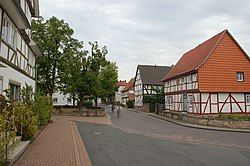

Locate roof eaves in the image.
[162,70,197,82]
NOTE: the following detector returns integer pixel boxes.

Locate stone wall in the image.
[162,111,250,129]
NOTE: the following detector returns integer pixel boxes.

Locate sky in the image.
[40,0,250,81]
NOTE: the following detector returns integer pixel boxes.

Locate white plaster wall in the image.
[52,92,76,106]
[135,70,143,107]
[115,86,125,103]
[0,62,35,95]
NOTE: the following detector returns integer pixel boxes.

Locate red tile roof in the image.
[162,29,227,81]
[122,78,135,92]
[116,80,127,87]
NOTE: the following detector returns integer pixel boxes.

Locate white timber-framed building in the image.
[162,30,250,114]
[134,65,172,110]
[0,0,42,100]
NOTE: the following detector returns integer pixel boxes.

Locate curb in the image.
[125,108,250,133]
[9,141,30,166]
[71,122,92,166]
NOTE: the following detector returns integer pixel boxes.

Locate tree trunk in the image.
[72,94,75,107]
[79,98,83,111]
[50,61,57,97]
[94,97,98,109]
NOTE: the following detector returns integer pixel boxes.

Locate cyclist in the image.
[116,103,122,118]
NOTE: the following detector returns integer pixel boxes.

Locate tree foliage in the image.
[143,86,164,104]
[31,16,76,96]
[32,16,118,109]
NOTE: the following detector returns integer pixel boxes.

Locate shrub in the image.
[21,83,34,107]
[13,102,38,141]
[228,114,250,121]
[0,96,16,164]
[126,100,134,108]
[33,95,53,126]
[84,100,93,109]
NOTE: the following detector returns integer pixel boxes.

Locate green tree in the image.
[87,42,109,108]
[57,38,87,106]
[99,62,118,103]
[57,40,90,110]
[31,16,76,96]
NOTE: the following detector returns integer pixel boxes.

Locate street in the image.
[76,106,250,166]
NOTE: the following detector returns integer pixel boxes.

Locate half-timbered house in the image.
[115,80,127,104]
[121,78,135,105]
[134,65,172,110]
[0,0,42,100]
[162,29,250,114]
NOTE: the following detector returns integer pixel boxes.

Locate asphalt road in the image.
[108,106,250,150]
[76,121,250,166]
[76,106,250,166]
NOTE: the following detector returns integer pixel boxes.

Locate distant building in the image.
[134,65,172,110]
[0,0,42,100]
[162,29,250,114]
[121,78,135,105]
[115,80,127,104]
[52,92,77,107]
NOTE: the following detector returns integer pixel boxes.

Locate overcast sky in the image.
[40,0,250,81]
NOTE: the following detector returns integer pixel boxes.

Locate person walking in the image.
[111,102,115,113]
[116,103,122,118]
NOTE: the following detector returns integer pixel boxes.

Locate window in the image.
[10,26,16,47]
[188,94,193,107]
[237,72,244,82]
[9,83,20,101]
[2,17,9,40]
[246,95,250,104]
[166,96,173,106]
[0,78,3,94]
[67,98,72,103]
[53,98,58,103]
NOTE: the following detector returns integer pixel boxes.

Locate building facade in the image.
[163,30,250,114]
[134,65,172,109]
[52,92,77,107]
[0,0,42,100]
[115,80,127,104]
[121,78,135,105]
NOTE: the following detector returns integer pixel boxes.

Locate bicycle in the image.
[117,110,121,118]
[116,106,121,118]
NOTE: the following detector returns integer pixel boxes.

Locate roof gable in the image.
[162,30,227,81]
[137,65,172,85]
[122,78,135,92]
[198,31,250,92]
[116,80,127,87]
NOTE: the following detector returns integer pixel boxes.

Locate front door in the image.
[183,93,188,112]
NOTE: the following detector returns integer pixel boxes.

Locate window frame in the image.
[53,98,58,103]
[9,81,21,101]
[246,94,250,105]
[236,72,244,82]
[67,98,72,104]
[166,95,173,106]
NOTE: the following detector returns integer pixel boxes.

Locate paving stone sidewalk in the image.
[13,116,95,166]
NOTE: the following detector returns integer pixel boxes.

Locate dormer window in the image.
[236,72,244,82]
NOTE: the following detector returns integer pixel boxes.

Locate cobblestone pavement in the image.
[13,116,92,166]
[106,106,250,150]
